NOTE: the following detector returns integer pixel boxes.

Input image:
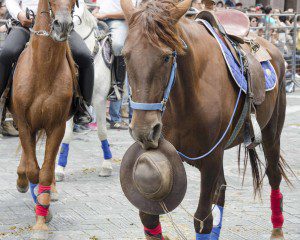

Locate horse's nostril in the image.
[150,123,162,142]
[53,20,60,29]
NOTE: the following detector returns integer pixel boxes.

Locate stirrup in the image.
[108,84,122,101]
[244,113,262,149]
[73,99,92,125]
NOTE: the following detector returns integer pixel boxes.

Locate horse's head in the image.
[121,0,191,149]
[49,0,78,41]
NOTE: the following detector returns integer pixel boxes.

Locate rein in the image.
[128,47,245,161]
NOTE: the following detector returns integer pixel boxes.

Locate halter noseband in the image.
[127,51,178,113]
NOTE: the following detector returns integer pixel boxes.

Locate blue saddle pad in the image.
[199,19,277,93]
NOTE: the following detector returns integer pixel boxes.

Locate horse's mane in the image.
[131,0,185,54]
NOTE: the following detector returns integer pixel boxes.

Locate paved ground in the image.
[0,90,300,240]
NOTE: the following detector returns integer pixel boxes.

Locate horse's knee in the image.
[26,167,40,184]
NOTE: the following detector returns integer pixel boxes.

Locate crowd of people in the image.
[0,0,298,136]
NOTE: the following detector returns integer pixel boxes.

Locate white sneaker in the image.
[99,160,113,177]
[55,165,65,182]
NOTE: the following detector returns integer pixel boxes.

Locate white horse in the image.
[55,5,113,181]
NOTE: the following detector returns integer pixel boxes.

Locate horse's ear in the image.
[120,0,135,23]
[76,0,79,8]
[173,0,193,22]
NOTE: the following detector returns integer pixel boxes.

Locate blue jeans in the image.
[109,100,122,123]
[105,20,128,56]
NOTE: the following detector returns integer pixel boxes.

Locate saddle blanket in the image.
[199,19,277,93]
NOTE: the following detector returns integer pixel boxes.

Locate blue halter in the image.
[127,51,177,112]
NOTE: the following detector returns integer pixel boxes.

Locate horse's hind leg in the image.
[139,212,163,239]
[211,167,226,240]
[55,119,73,182]
[94,95,112,177]
[262,84,286,240]
[33,124,66,231]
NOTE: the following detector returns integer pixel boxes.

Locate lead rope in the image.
[159,184,245,239]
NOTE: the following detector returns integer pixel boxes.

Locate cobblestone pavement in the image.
[0,90,300,240]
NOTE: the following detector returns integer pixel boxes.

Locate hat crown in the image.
[133,152,173,201]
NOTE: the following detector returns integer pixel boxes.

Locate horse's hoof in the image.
[99,160,113,177]
[45,209,53,223]
[16,184,29,193]
[55,166,65,182]
[30,230,49,240]
[270,228,285,240]
[50,191,59,202]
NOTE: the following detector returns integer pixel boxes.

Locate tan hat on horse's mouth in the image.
[120,139,187,215]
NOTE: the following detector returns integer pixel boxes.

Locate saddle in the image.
[97,20,126,101]
[195,9,274,149]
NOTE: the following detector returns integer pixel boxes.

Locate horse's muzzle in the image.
[129,121,162,150]
[52,17,74,42]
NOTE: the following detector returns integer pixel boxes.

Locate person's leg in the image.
[107,20,128,57]
[109,100,127,130]
[0,27,29,96]
[68,30,94,124]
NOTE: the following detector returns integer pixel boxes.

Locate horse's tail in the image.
[238,145,264,198]
[238,145,295,198]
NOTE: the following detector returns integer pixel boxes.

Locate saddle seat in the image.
[196,9,250,43]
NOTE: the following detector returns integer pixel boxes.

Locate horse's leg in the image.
[93,77,113,177]
[17,124,40,192]
[16,151,29,193]
[55,119,73,182]
[210,167,226,240]
[262,86,286,240]
[33,124,66,231]
[194,151,223,240]
[139,211,163,240]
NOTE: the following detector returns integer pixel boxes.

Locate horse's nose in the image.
[53,19,74,34]
[129,122,162,150]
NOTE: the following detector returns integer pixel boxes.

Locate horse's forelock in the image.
[130,0,185,54]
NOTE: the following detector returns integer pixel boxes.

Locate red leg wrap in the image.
[144,223,164,240]
[36,185,51,217]
[271,189,284,228]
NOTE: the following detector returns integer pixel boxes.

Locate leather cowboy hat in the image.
[120,139,187,215]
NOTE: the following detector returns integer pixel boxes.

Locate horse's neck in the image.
[31,0,67,64]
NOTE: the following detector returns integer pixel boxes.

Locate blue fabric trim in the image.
[210,205,224,240]
[58,143,69,167]
[101,140,112,160]
[30,183,38,204]
[130,100,165,111]
[199,19,277,93]
[196,233,211,240]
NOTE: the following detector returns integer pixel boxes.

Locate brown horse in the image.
[121,0,289,239]
[10,0,77,232]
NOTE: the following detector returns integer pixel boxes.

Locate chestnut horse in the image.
[10,0,77,232]
[121,0,289,239]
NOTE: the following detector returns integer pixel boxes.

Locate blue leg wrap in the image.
[101,140,112,160]
[58,143,69,167]
[210,205,224,240]
[30,183,38,204]
[196,233,211,240]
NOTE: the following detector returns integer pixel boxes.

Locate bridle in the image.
[127,51,178,112]
[29,0,78,37]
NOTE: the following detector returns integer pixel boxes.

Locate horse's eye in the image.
[164,56,171,63]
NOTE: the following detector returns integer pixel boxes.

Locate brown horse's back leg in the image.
[33,124,66,231]
[262,82,286,240]
[139,212,162,239]
[211,166,226,239]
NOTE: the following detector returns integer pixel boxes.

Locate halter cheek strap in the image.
[127,51,177,112]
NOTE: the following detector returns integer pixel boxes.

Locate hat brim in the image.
[120,139,187,215]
